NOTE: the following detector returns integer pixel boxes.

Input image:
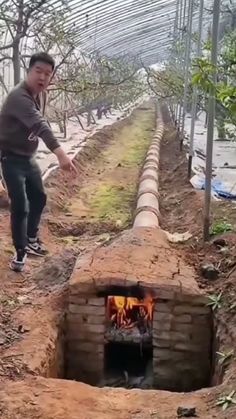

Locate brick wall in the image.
[66,296,106,385]
[153,299,212,391]
[66,293,212,390]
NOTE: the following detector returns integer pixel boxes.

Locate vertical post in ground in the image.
[180,0,194,150]
[188,0,204,178]
[173,0,180,122]
[177,0,186,128]
[203,0,220,241]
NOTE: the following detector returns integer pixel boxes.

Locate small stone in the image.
[17,295,31,304]
[177,406,197,417]
[201,263,219,280]
[18,324,31,334]
[96,233,111,243]
[213,238,227,247]
[218,247,229,255]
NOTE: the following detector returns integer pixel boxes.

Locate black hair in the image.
[29,52,55,71]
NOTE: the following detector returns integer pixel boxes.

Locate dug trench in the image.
[0,102,235,418]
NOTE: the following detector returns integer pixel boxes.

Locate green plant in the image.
[210,221,233,236]
[216,350,234,366]
[145,66,184,100]
[216,390,236,411]
[191,29,236,135]
[207,292,223,311]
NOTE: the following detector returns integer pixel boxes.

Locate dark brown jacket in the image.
[0,82,60,156]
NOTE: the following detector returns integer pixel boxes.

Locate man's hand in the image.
[54,147,77,174]
[58,154,77,173]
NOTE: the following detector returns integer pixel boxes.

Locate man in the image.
[0,52,77,272]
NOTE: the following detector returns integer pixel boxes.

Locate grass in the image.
[212,201,236,234]
[67,104,156,228]
[207,292,223,311]
[210,220,233,236]
[216,350,234,366]
[119,108,155,167]
[90,183,135,226]
[216,390,236,411]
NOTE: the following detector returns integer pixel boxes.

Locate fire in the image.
[107,295,154,330]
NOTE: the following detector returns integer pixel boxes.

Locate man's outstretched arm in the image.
[9,92,77,173]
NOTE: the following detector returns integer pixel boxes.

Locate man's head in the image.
[26,52,55,95]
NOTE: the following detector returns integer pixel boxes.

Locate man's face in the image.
[27,61,53,94]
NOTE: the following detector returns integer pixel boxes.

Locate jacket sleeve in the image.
[8,91,60,152]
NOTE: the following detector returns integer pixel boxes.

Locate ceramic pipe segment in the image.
[133,108,164,228]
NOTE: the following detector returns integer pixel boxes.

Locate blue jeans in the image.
[1,153,46,250]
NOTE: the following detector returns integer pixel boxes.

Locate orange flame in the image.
[107,295,154,329]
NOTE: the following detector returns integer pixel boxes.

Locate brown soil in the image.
[159,108,236,417]
[1,102,236,418]
[0,104,155,378]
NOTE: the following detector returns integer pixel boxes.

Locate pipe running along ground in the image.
[133,106,164,228]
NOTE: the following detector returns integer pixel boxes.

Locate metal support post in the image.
[180,0,194,150]
[203,0,220,241]
[176,0,184,127]
[188,0,204,178]
[177,0,188,130]
[173,0,180,122]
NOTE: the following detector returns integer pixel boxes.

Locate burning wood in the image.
[107,295,154,336]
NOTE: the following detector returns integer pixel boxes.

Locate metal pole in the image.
[180,0,194,150]
[188,0,204,178]
[177,0,183,126]
[174,0,183,123]
[177,0,187,129]
[203,0,220,241]
[173,0,180,122]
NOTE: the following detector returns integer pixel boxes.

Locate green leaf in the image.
[228,390,236,398]
[222,402,229,411]
[192,73,202,84]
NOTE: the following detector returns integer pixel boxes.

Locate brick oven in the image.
[66,228,213,392]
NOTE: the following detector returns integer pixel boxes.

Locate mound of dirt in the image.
[33,250,76,291]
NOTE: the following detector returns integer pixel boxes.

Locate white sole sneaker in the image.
[26,244,48,257]
[10,253,27,272]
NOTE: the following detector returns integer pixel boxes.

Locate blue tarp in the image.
[190,175,236,200]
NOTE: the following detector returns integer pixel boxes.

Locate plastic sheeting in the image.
[184,112,236,201]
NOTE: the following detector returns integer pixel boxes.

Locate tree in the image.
[0,0,72,86]
[0,1,145,132]
[192,29,236,139]
[144,65,183,100]
[49,51,144,113]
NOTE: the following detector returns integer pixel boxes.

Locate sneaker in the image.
[26,238,48,257]
[10,249,27,272]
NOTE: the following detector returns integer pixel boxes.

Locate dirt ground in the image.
[1,102,236,418]
[158,108,236,417]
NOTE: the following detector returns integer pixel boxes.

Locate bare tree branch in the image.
[53,46,75,76]
[0,55,12,63]
[0,73,8,94]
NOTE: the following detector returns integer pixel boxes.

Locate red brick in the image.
[174,305,210,315]
[87,298,105,306]
[69,304,105,316]
[174,314,192,324]
[68,296,88,305]
[153,322,171,333]
[153,312,172,322]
